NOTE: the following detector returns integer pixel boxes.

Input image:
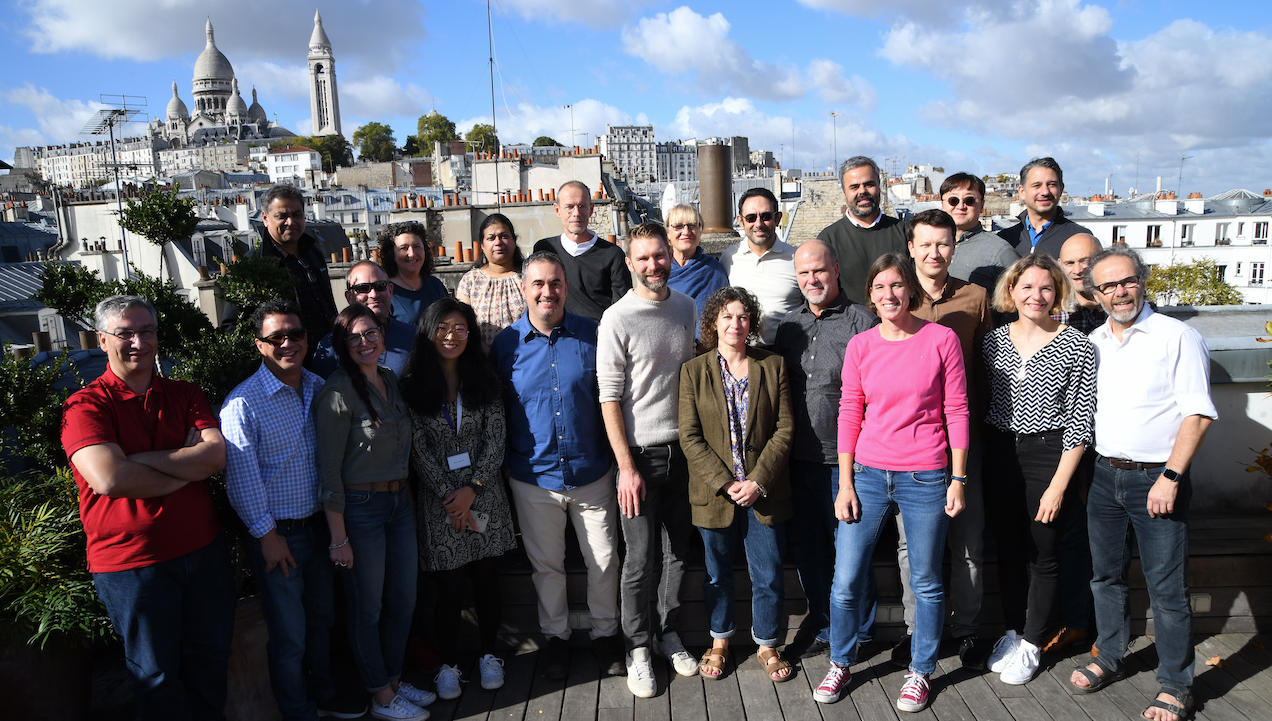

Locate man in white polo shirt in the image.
[1069,245,1215,721]
[720,187,801,347]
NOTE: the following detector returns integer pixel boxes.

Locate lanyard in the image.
[441,393,463,435]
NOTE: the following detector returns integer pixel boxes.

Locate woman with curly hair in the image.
[400,297,517,699]
[678,286,794,683]
[380,221,449,326]
[315,304,432,720]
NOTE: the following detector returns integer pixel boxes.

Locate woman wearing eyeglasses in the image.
[315,304,432,721]
[400,298,516,699]
[456,213,526,348]
[380,220,450,327]
[817,252,966,712]
[980,254,1096,686]
[666,204,729,322]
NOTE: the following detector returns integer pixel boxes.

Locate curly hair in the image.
[377,220,434,280]
[331,303,385,424]
[400,298,503,413]
[699,286,763,349]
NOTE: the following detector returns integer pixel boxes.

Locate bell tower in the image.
[308,9,341,136]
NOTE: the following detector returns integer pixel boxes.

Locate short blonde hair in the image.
[992,254,1075,315]
[665,203,702,229]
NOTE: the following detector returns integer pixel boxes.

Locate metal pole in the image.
[488,0,499,208]
[108,111,132,277]
[830,112,840,176]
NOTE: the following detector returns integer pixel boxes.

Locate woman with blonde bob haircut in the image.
[666,203,729,320]
[980,254,1097,687]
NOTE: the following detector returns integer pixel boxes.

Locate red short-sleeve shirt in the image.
[62,366,222,573]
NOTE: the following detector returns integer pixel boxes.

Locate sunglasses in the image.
[1093,276,1141,295]
[671,223,700,232]
[944,196,981,207]
[742,212,777,223]
[257,328,307,346]
[344,327,383,347]
[348,280,391,294]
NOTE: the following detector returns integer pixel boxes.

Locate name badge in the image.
[447,452,472,471]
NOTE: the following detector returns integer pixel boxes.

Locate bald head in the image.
[794,240,840,310]
[1059,233,1102,292]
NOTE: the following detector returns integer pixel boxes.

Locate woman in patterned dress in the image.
[981,254,1097,686]
[400,297,516,699]
[456,213,526,348]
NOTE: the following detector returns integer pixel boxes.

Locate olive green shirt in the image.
[314,367,412,513]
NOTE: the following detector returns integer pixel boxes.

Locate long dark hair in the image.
[475,213,525,270]
[331,303,384,424]
[401,297,503,413]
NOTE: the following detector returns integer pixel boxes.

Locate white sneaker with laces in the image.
[988,630,1021,674]
[653,632,699,677]
[999,639,1041,685]
[395,682,436,708]
[478,654,505,690]
[626,647,657,698]
[370,694,428,721]
[434,664,463,700]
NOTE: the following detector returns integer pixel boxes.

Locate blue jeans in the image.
[93,534,236,721]
[340,487,418,693]
[830,464,949,674]
[789,460,876,644]
[698,507,787,646]
[1088,458,1194,697]
[245,517,337,720]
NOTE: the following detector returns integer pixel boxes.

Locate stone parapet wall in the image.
[786,178,845,243]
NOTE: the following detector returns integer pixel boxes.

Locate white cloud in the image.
[232,61,310,103]
[3,84,105,145]
[342,77,430,122]
[292,117,313,137]
[495,0,658,28]
[621,7,869,106]
[796,0,1016,25]
[457,98,634,147]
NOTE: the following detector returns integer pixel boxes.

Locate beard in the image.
[849,193,879,219]
[638,273,667,292]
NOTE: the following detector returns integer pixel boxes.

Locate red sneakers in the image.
[896,672,931,712]
[813,663,850,704]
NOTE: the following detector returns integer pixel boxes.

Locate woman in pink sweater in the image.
[812,251,968,714]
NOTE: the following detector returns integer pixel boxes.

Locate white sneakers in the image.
[434,664,463,700]
[998,639,1041,685]
[395,682,436,708]
[653,632,699,677]
[626,647,657,698]
[987,630,1021,673]
[478,654,505,690]
[370,695,428,721]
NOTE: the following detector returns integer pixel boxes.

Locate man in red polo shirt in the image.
[62,295,235,721]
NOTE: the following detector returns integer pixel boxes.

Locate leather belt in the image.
[345,479,406,493]
[275,512,324,529]
[1100,455,1165,472]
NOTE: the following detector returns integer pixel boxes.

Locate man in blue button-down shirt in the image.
[489,250,623,682]
[222,298,364,721]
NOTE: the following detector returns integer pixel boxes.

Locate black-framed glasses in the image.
[1094,276,1141,295]
[671,223,700,232]
[101,328,157,342]
[945,196,980,207]
[742,212,777,223]
[344,327,383,347]
[257,329,307,346]
[435,325,470,340]
[348,280,391,294]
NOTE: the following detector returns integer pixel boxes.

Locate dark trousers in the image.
[984,427,1080,647]
[433,556,504,664]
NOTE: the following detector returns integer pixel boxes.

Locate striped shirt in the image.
[221,363,325,539]
[983,325,1097,452]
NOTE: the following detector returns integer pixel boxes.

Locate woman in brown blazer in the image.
[679,286,794,683]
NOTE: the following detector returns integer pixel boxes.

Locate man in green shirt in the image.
[816,156,909,305]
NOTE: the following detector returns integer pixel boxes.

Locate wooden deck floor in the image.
[379,632,1272,721]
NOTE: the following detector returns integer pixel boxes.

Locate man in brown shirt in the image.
[890,209,993,670]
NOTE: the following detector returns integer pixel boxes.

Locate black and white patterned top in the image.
[983,325,1097,452]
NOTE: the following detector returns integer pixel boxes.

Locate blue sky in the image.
[2,0,1271,198]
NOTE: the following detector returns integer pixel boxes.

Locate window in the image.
[1256,222,1270,244]
[1113,225,1127,244]
[351,212,359,223]
[1237,262,1243,275]
[1216,223,1231,244]
[1218,265,1227,281]
[1238,222,1246,237]
[1180,224,1194,245]
[1251,262,1265,287]
[1147,225,1162,246]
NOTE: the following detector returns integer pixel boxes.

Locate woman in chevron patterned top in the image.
[981,254,1097,688]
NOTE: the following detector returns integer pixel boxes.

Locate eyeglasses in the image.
[742,212,777,224]
[344,327,383,347]
[435,325,469,339]
[101,328,157,342]
[944,196,981,207]
[1093,276,1141,295]
[348,280,391,294]
[257,329,307,346]
[671,223,700,232]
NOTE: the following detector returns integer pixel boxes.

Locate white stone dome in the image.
[247,87,268,125]
[227,79,248,118]
[193,18,234,82]
[166,81,189,120]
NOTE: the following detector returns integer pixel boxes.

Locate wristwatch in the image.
[1161,468,1180,482]
[466,479,486,497]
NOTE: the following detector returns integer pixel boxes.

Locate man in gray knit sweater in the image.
[598,222,699,697]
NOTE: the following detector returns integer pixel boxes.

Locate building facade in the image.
[656,140,698,183]
[266,147,323,187]
[601,125,657,183]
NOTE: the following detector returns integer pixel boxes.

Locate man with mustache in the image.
[597,223,699,696]
[998,157,1091,259]
[816,156,909,306]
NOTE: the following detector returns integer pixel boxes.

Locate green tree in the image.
[534,135,564,147]
[1146,257,1244,306]
[353,122,397,163]
[401,135,421,157]
[466,124,499,155]
[271,135,353,173]
[117,187,200,280]
[417,112,458,153]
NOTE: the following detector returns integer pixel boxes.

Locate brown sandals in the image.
[700,646,729,679]
[758,647,793,682]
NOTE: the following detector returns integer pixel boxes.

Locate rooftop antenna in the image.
[488,0,500,209]
[82,94,149,278]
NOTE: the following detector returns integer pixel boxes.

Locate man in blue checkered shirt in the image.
[222,298,366,720]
